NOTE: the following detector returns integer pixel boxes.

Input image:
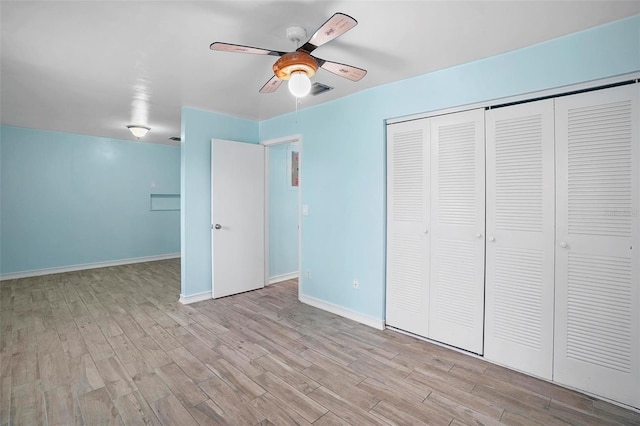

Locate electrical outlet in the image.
[353,279,359,289]
[305,270,311,279]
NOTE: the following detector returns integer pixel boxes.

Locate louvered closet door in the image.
[429,109,485,354]
[555,84,639,408]
[485,100,555,379]
[386,119,430,336]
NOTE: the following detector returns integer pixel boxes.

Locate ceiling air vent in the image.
[310,82,333,96]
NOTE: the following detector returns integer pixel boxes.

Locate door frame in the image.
[261,134,302,296]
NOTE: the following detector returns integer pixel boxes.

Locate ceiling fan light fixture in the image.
[273,52,318,80]
[288,71,312,98]
[273,52,317,98]
[127,125,150,138]
[211,13,366,96]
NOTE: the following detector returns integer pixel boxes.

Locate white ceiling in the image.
[1,1,639,145]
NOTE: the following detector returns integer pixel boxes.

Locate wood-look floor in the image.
[1,259,639,425]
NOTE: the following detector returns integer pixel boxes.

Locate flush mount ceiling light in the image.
[127,125,150,138]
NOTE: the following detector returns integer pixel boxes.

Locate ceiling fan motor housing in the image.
[273,52,318,80]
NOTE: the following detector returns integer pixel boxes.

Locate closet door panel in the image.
[386,119,430,337]
[485,99,555,379]
[555,84,639,408]
[429,109,485,354]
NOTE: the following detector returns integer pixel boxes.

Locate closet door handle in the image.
[560,241,567,248]
[424,229,429,234]
[489,236,496,242]
[475,233,482,239]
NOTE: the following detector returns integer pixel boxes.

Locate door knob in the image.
[214,224,222,230]
[490,236,496,242]
[424,229,429,234]
[475,233,482,239]
[560,241,567,248]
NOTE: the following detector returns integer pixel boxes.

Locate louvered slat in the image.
[436,121,477,226]
[567,253,632,372]
[432,239,477,327]
[392,129,424,222]
[429,109,485,354]
[387,234,425,313]
[386,120,430,337]
[493,247,544,350]
[495,115,543,232]
[554,84,639,408]
[567,100,633,237]
[484,99,555,380]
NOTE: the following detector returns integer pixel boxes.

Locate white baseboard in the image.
[0,253,181,281]
[179,291,212,305]
[299,293,385,330]
[268,271,298,285]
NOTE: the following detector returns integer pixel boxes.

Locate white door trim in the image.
[261,134,302,298]
[260,134,302,146]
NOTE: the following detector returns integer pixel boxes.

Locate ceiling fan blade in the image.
[316,58,367,81]
[299,13,357,53]
[259,75,283,93]
[210,42,285,57]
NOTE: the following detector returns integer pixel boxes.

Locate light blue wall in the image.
[259,15,640,320]
[0,125,180,275]
[268,143,299,278]
[180,107,259,297]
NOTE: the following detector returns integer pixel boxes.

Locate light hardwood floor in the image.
[1,259,639,425]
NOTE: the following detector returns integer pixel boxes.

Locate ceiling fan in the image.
[210,12,367,98]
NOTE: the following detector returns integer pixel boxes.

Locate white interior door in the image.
[429,108,485,354]
[554,84,639,408]
[485,99,555,379]
[386,119,430,337]
[211,139,265,298]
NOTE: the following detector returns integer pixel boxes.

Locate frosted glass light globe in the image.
[126,125,150,138]
[288,71,311,98]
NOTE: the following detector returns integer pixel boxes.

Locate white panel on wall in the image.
[555,84,639,408]
[386,119,430,337]
[485,99,555,379]
[429,108,485,354]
